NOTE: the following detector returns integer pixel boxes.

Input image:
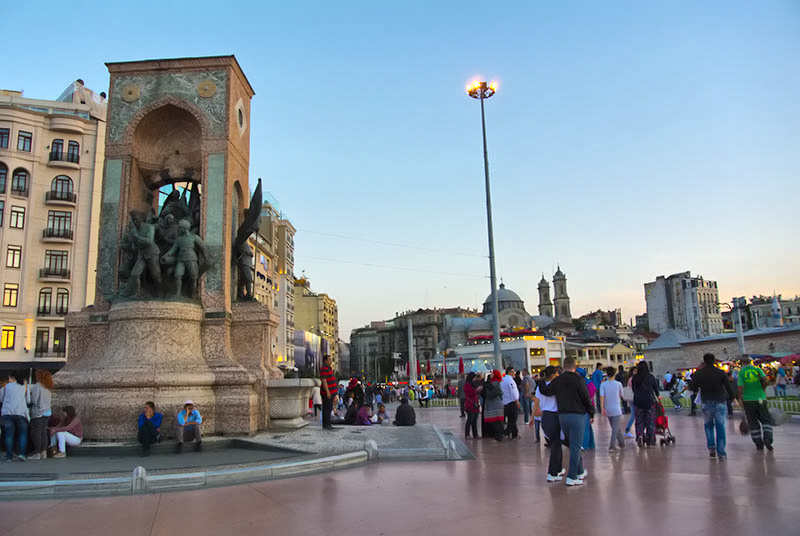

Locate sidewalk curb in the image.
[0,451,369,499]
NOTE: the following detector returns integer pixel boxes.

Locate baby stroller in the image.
[655,402,676,446]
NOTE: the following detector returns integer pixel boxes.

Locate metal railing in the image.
[48,152,79,164]
[39,268,70,279]
[45,190,77,203]
[42,228,73,240]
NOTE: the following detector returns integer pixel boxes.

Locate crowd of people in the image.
[0,370,84,461]
[451,353,781,486]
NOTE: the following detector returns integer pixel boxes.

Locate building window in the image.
[6,245,21,268]
[53,327,66,355]
[11,169,28,196]
[35,328,49,355]
[0,163,6,192]
[67,141,80,164]
[0,128,9,148]
[17,131,32,152]
[44,250,68,273]
[1,326,15,349]
[9,206,24,228]
[3,283,18,307]
[46,210,72,238]
[56,288,69,314]
[49,175,74,201]
[0,200,4,227]
[50,139,63,161]
[38,288,52,315]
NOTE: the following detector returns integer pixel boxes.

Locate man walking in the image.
[500,366,521,439]
[457,374,466,418]
[538,357,593,486]
[591,363,604,409]
[738,355,774,451]
[521,369,534,425]
[688,353,735,460]
[319,355,337,430]
[532,366,565,481]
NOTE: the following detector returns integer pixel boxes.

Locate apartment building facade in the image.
[645,271,723,339]
[0,82,106,371]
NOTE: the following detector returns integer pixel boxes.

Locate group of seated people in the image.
[329,395,416,427]
[137,399,203,456]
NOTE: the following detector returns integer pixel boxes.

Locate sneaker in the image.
[565,477,584,486]
[52,451,66,458]
[718,455,727,461]
[608,447,617,452]
[756,444,764,451]
[709,449,716,458]
[765,441,774,451]
[14,454,26,462]
[577,469,588,480]
[646,443,656,449]
[557,469,566,477]
[636,437,644,448]
[546,474,563,482]
[27,453,41,460]
[625,431,634,438]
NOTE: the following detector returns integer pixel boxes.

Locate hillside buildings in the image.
[0,82,106,373]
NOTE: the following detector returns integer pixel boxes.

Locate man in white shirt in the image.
[501,366,521,439]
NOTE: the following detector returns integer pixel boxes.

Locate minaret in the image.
[771,294,783,327]
[553,266,571,322]
[538,274,553,317]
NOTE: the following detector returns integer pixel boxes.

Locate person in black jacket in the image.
[688,353,736,460]
[538,357,594,486]
[631,361,661,448]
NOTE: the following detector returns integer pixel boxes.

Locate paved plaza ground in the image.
[1,405,797,536]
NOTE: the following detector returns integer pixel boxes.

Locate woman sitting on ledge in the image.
[49,406,83,458]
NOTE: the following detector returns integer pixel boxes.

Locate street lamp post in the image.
[467,80,503,371]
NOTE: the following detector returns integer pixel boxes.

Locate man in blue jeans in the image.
[688,353,736,460]
[538,357,594,486]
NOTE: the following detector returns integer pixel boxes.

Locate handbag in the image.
[622,386,634,402]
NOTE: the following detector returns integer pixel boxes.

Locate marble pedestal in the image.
[56,301,259,441]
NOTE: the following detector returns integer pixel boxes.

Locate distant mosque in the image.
[441,267,573,348]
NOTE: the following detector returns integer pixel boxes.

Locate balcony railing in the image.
[37,307,69,317]
[39,268,70,279]
[45,190,77,203]
[34,349,66,358]
[43,228,74,240]
[49,151,80,164]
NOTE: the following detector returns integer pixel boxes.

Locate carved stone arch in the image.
[122,95,211,147]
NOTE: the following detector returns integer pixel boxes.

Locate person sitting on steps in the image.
[175,400,202,453]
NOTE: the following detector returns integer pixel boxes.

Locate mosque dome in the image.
[483,283,523,306]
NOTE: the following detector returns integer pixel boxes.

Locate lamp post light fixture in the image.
[466,80,503,371]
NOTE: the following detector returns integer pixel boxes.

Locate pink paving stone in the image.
[1,407,798,536]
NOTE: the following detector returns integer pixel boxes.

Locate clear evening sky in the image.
[3,1,798,338]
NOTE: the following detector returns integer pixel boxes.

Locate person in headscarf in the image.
[483,370,505,442]
[577,368,596,450]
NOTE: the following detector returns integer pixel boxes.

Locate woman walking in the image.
[631,362,661,448]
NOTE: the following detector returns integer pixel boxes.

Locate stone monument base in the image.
[56,301,260,441]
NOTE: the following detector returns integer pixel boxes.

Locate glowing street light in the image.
[466,80,502,371]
